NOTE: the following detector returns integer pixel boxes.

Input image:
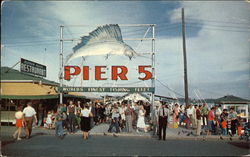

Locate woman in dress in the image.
[46,111,53,129]
[13,106,24,140]
[80,104,93,140]
[136,105,147,132]
[173,104,180,127]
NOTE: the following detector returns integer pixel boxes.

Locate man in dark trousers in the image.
[67,100,76,134]
[89,102,96,128]
[158,103,169,140]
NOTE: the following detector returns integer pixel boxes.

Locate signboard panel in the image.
[20,58,46,77]
[58,87,155,93]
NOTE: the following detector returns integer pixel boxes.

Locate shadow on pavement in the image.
[1,139,16,147]
[1,132,49,147]
[227,141,250,149]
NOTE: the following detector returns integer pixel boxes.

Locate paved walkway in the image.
[0,124,242,144]
[89,123,240,141]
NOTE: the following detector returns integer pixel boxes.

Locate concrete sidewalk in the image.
[89,123,242,141]
[0,124,243,143]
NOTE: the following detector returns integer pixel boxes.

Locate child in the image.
[46,111,53,129]
[221,119,227,136]
[237,117,243,136]
[212,118,221,135]
[13,106,24,140]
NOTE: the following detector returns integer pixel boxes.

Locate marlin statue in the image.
[65,24,139,64]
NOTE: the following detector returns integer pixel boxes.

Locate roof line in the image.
[0,80,58,86]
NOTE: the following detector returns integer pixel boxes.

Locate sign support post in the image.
[151,25,155,114]
[59,25,64,104]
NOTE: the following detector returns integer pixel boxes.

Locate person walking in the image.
[201,103,209,128]
[108,106,120,133]
[221,118,228,136]
[13,106,24,140]
[75,101,82,129]
[153,105,159,135]
[196,105,202,136]
[55,111,64,139]
[207,107,215,135]
[172,104,179,128]
[136,105,147,132]
[179,105,185,126]
[215,105,222,121]
[23,102,37,139]
[37,103,44,128]
[119,104,126,131]
[80,105,93,140]
[132,103,140,129]
[89,102,96,128]
[158,103,169,141]
[192,105,198,129]
[67,101,76,134]
[46,110,53,129]
[186,105,194,129]
[228,107,237,136]
[125,104,134,133]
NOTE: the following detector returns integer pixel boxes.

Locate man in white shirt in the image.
[186,105,194,129]
[158,103,169,141]
[215,105,222,121]
[108,106,120,133]
[23,102,37,139]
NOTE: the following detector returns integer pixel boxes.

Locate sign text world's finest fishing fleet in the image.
[58,87,155,93]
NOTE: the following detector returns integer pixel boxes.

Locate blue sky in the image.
[1,1,249,99]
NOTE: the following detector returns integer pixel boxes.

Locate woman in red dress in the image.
[13,106,24,140]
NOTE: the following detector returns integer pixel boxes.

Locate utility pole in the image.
[182,8,189,106]
[59,25,64,104]
[151,25,155,116]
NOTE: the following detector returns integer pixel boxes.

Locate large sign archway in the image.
[59,24,156,106]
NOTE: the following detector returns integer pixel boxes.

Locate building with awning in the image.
[1,67,100,100]
[0,67,98,124]
[1,67,59,99]
[215,95,250,122]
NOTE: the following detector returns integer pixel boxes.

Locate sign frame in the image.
[58,87,155,93]
[20,58,47,77]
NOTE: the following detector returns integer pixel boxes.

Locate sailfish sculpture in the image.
[65,24,138,64]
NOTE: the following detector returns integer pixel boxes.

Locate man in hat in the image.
[158,103,170,140]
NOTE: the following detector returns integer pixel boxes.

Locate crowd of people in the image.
[168,103,246,137]
[13,100,249,141]
[12,100,152,140]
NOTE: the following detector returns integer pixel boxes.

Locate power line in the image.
[186,17,249,26]
[186,24,250,33]
[156,78,184,97]
[4,42,58,47]
[186,22,250,30]
[3,39,59,45]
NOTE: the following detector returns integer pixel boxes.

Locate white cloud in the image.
[2,1,249,98]
[155,1,249,98]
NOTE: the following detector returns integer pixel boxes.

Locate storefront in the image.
[0,67,99,124]
[215,95,250,122]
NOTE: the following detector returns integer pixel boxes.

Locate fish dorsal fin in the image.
[73,24,123,52]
